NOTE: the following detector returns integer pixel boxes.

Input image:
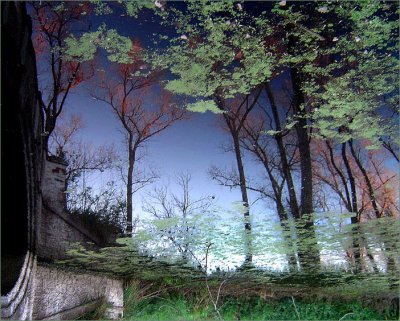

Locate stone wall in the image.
[41,156,68,211]
[1,1,43,319]
[1,252,37,320]
[1,254,124,320]
[32,265,123,320]
[36,158,105,260]
[1,3,125,320]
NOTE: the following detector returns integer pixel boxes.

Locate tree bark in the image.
[341,142,358,218]
[126,136,135,235]
[326,141,352,212]
[348,139,380,218]
[265,83,300,218]
[337,142,363,272]
[288,69,319,273]
[231,132,252,265]
[289,68,313,215]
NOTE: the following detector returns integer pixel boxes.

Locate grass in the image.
[119,282,399,321]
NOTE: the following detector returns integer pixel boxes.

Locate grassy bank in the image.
[119,282,398,320]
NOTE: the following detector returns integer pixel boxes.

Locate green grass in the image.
[120,283,398,321]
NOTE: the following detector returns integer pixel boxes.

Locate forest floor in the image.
[79,277,399,320]
[57,242,400,320]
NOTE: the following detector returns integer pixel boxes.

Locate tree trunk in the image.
[126,137,135,235]
[326,141,352,212]
[214,90,254,266]
[261,84,298,271]
[337,142,363,272]
[231,131,252,265]
[349,223,362,274]
[289,69,313,215]
[341,142,358,217]
[265,83,300,218]
[257,144,298,272]
[348,139,380,218]
[288,70,320,273]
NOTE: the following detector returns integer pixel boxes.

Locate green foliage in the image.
[136,209,400,277]
[64,30,101,62]
[58,237,205,281]
[122,0,160,18]
[186,100,224,114]
[59,209,400,302]
[155,1,276,109]
[120,286,396,320]
[63,1,398,146]
[220,297,390,320]
[90,0,113,15]
[274,1,399,147]
[64,24,132,63]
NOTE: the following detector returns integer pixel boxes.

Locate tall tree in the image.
[273,1,399,150]
[93,43,185,234]
[210,89,262,265]
[30,1,94,152]
[152,1,277,266]
[263,83,300,218]
[312,138,399,272]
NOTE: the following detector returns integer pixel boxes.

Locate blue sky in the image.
[55,1,292,225]
[64,85,277,222]
[31,1,282,224]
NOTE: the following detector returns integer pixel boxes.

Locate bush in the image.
[67,182,127,240]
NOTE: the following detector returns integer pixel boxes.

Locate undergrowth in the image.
[119,281,398,320]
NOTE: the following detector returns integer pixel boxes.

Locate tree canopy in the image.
[63,0,398,149]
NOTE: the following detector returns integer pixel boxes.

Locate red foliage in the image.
[31,2,92,57]
[32,32,48,55]
[311,139,399,219]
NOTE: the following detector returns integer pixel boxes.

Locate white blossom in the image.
[180,35,188,40]
[154,0,163,9]
[332,37,338,42]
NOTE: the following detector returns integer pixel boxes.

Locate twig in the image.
[291,296,301,321]
[204,242,224,321]
[215,279,228,307]
[296,23,326,41]
[339,312,355,321]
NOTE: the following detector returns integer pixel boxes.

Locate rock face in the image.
[1,2,123,320]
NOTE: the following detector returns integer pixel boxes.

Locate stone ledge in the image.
[42,202,104,247]
[39,299,103,320]
[1,252,36,320]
